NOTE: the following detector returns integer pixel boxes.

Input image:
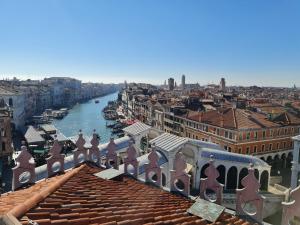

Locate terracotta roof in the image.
[272,112,300,125]
[186,108,281,130]
[1,163,255,225]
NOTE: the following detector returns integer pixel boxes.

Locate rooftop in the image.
[1,163,255,225]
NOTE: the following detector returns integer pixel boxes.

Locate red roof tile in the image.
[0,164,257,225]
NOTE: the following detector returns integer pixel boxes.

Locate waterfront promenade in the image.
[52,92,118,144]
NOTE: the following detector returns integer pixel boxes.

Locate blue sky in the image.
[0,0,299,86]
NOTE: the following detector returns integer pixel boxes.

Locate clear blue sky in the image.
[0,0,299,87]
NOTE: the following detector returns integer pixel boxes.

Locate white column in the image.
[291,137,300,189]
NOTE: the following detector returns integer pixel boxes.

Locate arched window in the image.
[9,98,13,106]
[226,166,238,190]
[238,168,248,188]
[216,165,226,185]
[260,170,269,191]
[200,163,209,178]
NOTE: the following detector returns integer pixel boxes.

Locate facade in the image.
[0,87,25,130]
[291,135,300,188]
[168,77,175,91]
[0,101,13,168]
[220,77,226,92]
[181,74,186,89]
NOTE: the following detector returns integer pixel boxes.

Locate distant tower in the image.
[181,74,186,89]
[168,78,175,91]
[220,78,226,92]
[124,80,128,89]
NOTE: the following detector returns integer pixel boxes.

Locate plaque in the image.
[94,168,124,180]
[187,198,225,222]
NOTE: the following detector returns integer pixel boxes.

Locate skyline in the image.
[0,0,300,87]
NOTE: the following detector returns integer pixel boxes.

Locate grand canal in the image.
[52,92,118,143]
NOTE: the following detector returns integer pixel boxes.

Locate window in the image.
[254,132,258,139]
[262,131,266,139]
[238,148,242,154]
[2,142,5,151]
[269,144,273,151]
[225,131,229,138]
[224,146,228,150]
[277,143,280,149]
[246,147,250,154]
[253,146,257,153]
[228,147,232,152]
[1,128,5,137]
[270,130,273,137]
[229,132,233,139]
[239,133,243,140]
[283,142,286,149]
[285,128,288,135]
[246,132,250,140]
[277,129,280,136]
[216,129,220,135]
[262,144,265,152]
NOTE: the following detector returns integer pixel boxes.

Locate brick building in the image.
[184,108,300,156]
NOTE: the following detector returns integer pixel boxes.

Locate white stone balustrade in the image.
[145,144,162,187]
[105,137,119,169]
[170,152,190,197]
[200,156,223,205]
[12,144,36,191]
[236,164,264,223]
[88,130,100,165]
[282,185,300,225]
[46,136,65,177]
[73,130,88,166]
[124,141,139,178]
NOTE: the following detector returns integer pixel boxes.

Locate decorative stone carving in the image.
[73,130,87,166]
[200,156,223,205]
[88,130,100,165]
[170,152,190,197]
[236,163,264,223]
[282,184,300,225]
[105,137,118,169]
[12,144,36,191]
[124,141,139,178]
[46,135,65,177]
[145,144,161,187]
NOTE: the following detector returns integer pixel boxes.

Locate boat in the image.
[95,100,99,104]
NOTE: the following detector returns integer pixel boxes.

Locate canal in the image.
[52,92,119,143]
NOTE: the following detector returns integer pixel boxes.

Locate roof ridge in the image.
[8,164,86,219]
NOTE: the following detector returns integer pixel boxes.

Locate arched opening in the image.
[281,153,287,168]
[8,98,13,106]
[266,156,273,165]
[216,165,226,185]
[287,152,293,168]
[260,170,269,191]
[271,155,280,176]
[162,173,166,187]
[226,166,238,190]
[239,168,248,188]
[260,157,265,161]
[200,163,209,178]
[254,169,259,180]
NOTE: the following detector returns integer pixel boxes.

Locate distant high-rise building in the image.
[220,77,226,91]
[181,74,186,89]
[168,78,175,91]
[124,80,128,89]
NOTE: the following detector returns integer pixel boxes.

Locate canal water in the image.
[52,92,118,144]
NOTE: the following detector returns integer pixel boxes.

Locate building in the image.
[168,77,175,91]
[0,99,13,176]
[291,135,300,188]
[220,77,226,92]
[181,74,186,89]
[0,87,25,130]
